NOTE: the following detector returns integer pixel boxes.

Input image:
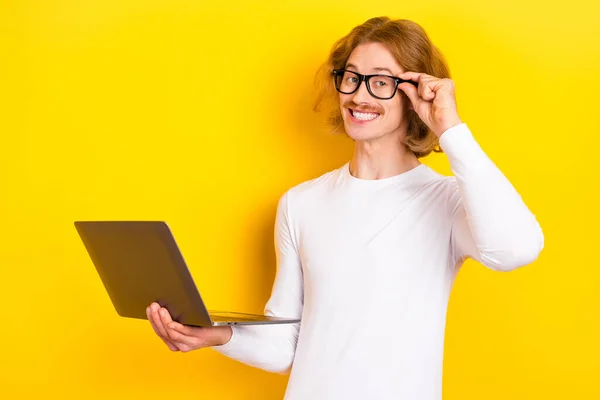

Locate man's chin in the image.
[345,129,379,142]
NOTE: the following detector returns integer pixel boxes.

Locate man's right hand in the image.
[146,302,233,352]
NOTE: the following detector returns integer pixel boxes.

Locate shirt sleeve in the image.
[440,123,544,271]
[211,189,303,373]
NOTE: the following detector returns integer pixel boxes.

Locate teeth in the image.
[353,111,379,121]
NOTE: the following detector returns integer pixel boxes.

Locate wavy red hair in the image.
[313,17,452,158]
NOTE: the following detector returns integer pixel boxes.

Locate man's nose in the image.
[351,80,372,104]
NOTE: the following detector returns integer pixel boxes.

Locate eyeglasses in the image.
[332,69,417,100]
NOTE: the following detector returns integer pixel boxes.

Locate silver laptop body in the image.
[74,221,300,327]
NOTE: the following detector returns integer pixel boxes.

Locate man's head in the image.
[314,17,451,158]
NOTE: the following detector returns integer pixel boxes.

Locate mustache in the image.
[342,101,384,114]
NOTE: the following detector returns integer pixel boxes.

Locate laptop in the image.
[74,220,300,327]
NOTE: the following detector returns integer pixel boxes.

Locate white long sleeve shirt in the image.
[212,123,544,399]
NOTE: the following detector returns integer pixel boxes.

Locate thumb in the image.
[398,82,420,110]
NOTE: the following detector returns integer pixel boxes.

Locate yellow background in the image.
[1,0,599,399]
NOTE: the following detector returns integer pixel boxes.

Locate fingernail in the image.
[151,303,158,311]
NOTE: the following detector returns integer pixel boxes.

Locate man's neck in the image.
[349,134,420,180]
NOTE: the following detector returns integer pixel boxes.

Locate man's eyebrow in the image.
[344,63,396,75]
[371,67,395,75]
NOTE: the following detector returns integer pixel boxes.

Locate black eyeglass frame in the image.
[332,69,418,100]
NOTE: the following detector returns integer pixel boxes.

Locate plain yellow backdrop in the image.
[1,0,599,399]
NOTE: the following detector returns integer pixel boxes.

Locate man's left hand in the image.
[397,72,463,138]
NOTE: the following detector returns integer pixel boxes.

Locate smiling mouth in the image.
[349,109,380,121]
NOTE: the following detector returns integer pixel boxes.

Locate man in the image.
[146,16,544,399]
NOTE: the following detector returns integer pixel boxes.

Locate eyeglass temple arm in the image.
[397,78,419,87]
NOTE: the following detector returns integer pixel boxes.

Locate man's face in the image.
[338,42,409,142]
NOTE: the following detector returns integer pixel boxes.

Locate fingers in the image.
[150,304,172,342]
[420,79,437,101]
[398,81,420,109]
[164,326,202,352]
[170,321,232,348]
[146,303,180,351]
[168,321,199,337]
[146,303,208,353]
[158,304,175,328]
[158,306,202,352]
[399,72,438,101]
[414,75,436,101]
[399,71,427,83]
[398,71,430,107]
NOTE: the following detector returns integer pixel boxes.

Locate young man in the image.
[146,17,543,399]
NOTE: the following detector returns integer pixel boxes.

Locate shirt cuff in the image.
[211,325,238,352]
